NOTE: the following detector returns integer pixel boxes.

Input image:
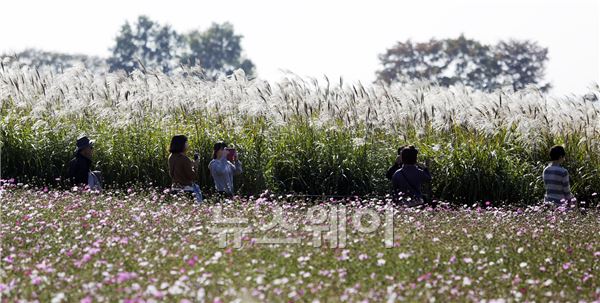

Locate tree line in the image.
[3,16,255,79]
[376,35,550,92]
[2,17,549,92]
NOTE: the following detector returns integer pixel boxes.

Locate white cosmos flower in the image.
[398,252,412,259]
[51,292,65,303]
[520,262,528,268]
[463,277,472,286]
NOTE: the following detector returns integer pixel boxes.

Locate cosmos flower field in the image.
[2,65,600,302]
[1,183,599,302]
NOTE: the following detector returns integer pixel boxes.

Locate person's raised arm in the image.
[386,163,400,180]
[233,159,243,175]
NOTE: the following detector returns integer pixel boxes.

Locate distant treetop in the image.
[376,35,550,92]
[108,16,255,79]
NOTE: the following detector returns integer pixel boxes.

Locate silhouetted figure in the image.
[68,136,102,190]
[386,146,406,180]
[392,146,431,205]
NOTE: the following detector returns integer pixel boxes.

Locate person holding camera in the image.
[168,135,203,203]
[392,145,432,206]
[208,141,243,197]
[386,145,407,180]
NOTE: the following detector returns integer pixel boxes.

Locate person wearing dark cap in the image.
[392,146,432,205]
[67,136,102,189]
[168,135,203,203]
[208,141,242,197]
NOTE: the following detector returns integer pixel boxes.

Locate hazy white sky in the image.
[1,0,598,95]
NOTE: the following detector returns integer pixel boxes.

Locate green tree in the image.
[108,16,184,73]
[183,22,255,79]
[107,22,137,73]
[376,35,550,92]
[495,39,550,91]
[109,17,254,78]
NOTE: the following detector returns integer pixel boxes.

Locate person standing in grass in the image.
[168,135,203,203]
[392,146,432,205]
[543,145,574,205]
[209,142,242,197]
[67,136,102,190]
[386,145,406,180]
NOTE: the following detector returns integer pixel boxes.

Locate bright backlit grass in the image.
[1,66,599,204]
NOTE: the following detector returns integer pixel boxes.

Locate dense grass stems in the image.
[1,66,599,204]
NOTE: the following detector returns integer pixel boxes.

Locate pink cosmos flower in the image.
[31,276,43,285]
[512,276,521,286]
[36,261,54,273]
[582,272,593,283]
[186,256,198,267]
[75,254,93,268]
[417,272,432,282]
[116,272,137,283]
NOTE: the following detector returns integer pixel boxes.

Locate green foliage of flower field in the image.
[1,187,599,302]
